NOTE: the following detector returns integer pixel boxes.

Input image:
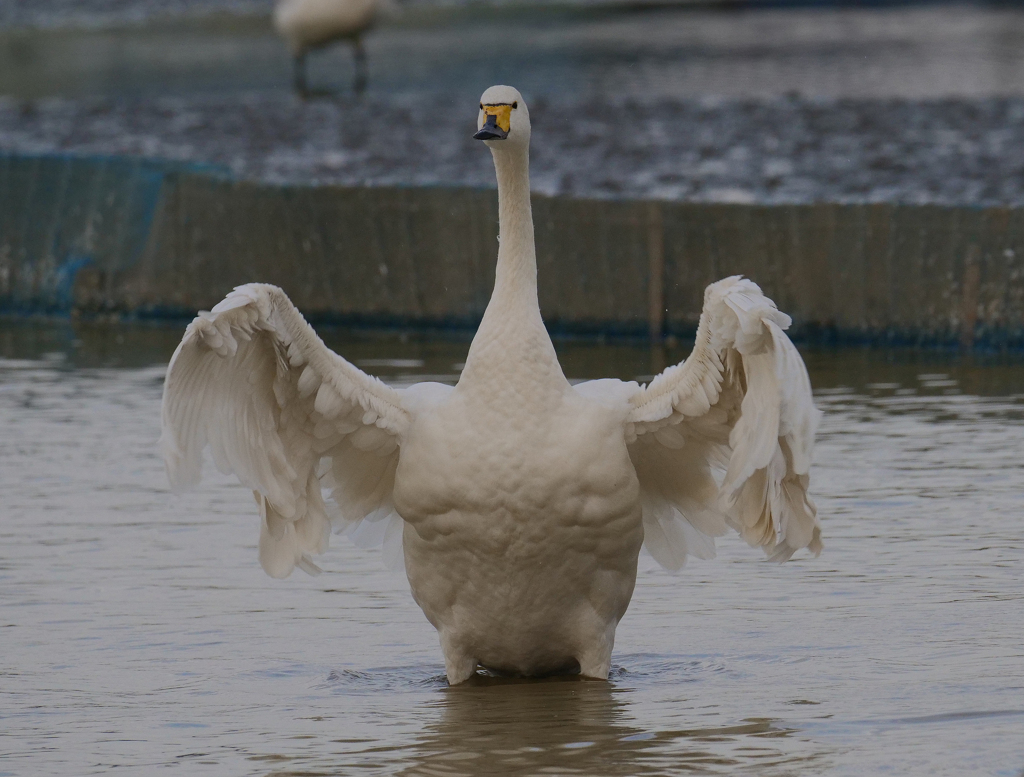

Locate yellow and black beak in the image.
[474,104,512,141]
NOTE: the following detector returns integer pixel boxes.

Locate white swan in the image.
[161,85,822,685]
[273,0,387,94]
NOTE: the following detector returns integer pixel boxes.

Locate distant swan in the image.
[274,0,388,94]
[161,85,822,685]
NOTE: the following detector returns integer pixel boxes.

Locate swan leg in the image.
[577,651,612,680]
[292,52,308,97]
[576,623,616,680]
[439,633,477,685]
[352,37,367,95]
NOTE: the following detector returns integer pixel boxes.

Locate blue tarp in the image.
[0,153,225,312]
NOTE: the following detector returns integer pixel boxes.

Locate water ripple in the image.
[2,329,1023,776]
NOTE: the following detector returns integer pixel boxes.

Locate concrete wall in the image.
[3,153,1024,346]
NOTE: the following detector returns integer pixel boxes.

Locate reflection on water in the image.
[1,320,1023,777]
[400,675,820,777]
[402,678,654,777]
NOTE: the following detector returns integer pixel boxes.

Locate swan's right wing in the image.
[161,283,410,578]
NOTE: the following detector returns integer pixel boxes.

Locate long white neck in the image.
[490,145,538,309]
[460,143,565,394]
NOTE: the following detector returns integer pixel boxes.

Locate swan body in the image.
[161,85,822,685]
[396,368,642,680]
[274,0,384,94]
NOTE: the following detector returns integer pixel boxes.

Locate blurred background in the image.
[6,0,1024,203]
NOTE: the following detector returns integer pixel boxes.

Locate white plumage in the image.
[274,0,387,94]
[161,85,822,685]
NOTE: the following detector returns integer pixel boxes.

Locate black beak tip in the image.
[473,127,508,141]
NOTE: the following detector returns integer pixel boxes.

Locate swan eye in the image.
[479,103,483,110]
[512,101,518,109]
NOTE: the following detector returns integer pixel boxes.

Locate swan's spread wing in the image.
[627,276,822,569]
[160,283,410,578]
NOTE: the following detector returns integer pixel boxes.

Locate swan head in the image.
[474,85,530,150]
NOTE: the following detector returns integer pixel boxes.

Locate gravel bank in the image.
[4,93,1024,205]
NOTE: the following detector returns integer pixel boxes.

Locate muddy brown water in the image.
[1,320,1022,776]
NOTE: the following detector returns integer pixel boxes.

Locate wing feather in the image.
[628,276,822,568]
[161,283,412,578]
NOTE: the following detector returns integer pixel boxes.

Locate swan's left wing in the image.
[625,276,822,570]
[161,283,410,578]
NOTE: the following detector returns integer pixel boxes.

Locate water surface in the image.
[1,321,1022,776]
